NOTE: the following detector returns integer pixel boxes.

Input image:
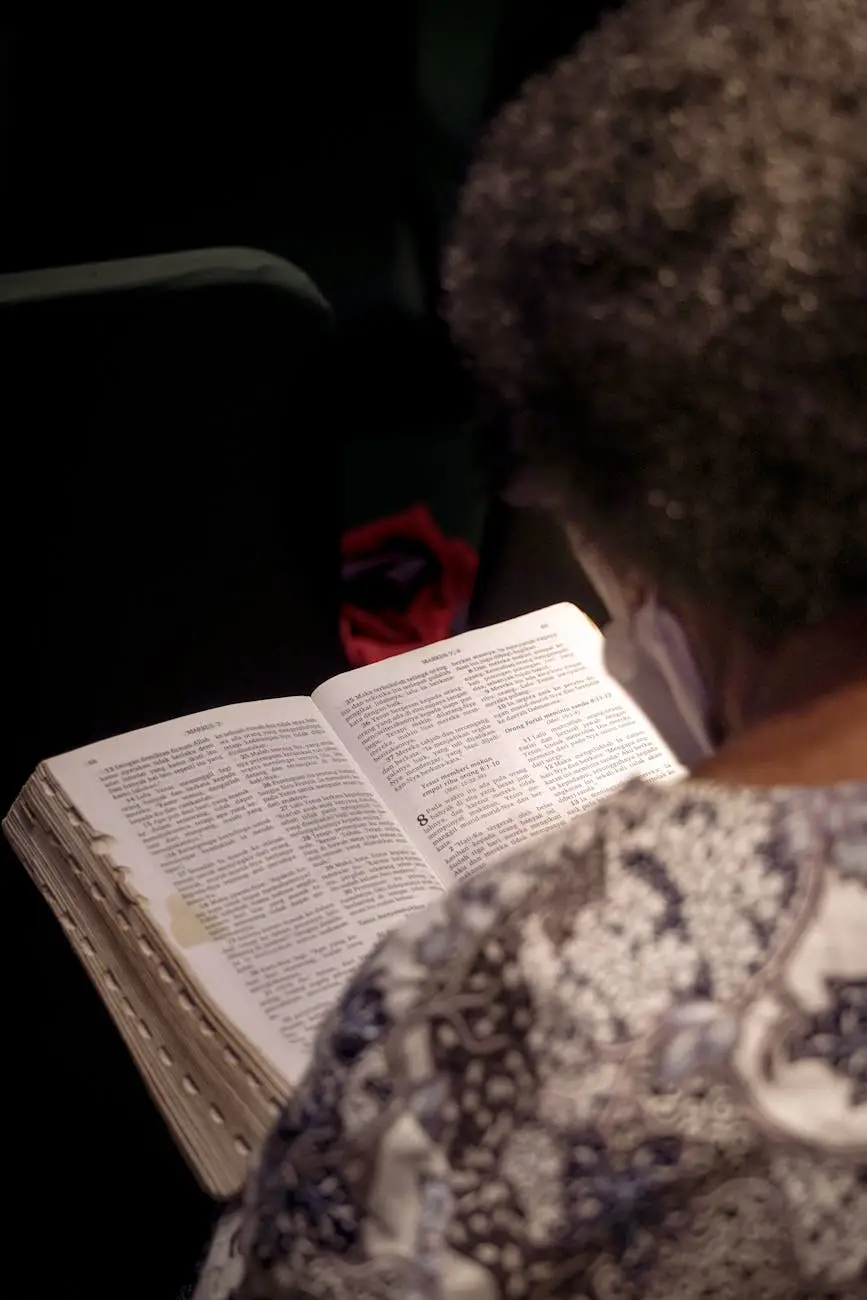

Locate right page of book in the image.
[313,604,684,884]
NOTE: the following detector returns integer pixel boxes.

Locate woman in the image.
[195,0,867,1294]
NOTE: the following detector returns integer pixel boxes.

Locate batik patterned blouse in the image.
[193,779,867,1298]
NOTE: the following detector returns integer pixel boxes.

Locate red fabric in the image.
[340,502,479,667]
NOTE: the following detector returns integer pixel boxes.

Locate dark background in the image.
[1,8,613,1294]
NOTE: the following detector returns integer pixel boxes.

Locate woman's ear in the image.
[566,530,650,622]
[660,596,753,743]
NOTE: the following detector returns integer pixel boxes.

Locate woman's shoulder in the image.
[368,775,867,1052]
[212,778,867,1299]
[427,774,867,987]
[474,772,867,931]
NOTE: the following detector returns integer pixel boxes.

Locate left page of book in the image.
[45,697,445,1085]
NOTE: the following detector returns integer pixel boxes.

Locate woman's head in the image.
[445,0,867,648]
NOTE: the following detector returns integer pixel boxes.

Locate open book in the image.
[4,604,681,1198]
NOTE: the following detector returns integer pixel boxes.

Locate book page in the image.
[47,699,444,1083]
[314,605,683,883]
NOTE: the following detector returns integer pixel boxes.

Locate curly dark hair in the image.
[444,0,867,639]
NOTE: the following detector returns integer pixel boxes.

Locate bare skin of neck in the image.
[689,607,867,789]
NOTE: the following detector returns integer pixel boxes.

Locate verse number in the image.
[416,814,429,828]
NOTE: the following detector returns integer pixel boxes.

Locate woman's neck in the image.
[739,607,867,728]
[695,608,867,789]
[696,679,867,788]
